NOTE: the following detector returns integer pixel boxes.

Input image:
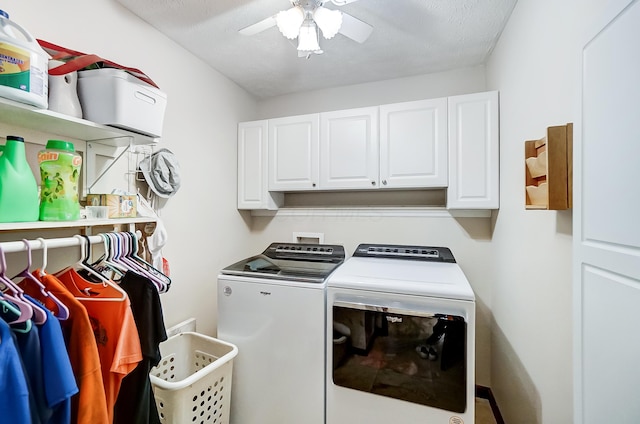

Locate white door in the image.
[447,91,499,209]
[319,107,379,190]
[379,98,448,188]
[268,114,319,191]
[574,1,640,422]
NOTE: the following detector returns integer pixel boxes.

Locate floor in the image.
[476,397,499,424]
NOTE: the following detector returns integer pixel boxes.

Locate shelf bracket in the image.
[86,138,132,193]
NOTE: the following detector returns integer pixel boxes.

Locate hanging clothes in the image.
[25,295,78,424]
[1,232,170,424]
[55,267,142,424]
[0,317,31,422]
[13,318,46,424]
[113,270,167,424]
[28,271,109,424]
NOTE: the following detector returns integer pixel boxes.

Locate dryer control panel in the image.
[353,244,456,263]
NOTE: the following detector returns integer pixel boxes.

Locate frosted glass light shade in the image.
[297,20,321,51]
[313,6,342,39]
[276,6,305,39]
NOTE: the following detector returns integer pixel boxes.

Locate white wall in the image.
[485,0,613,422]
[257,65,486,119]
[4,0,257,336]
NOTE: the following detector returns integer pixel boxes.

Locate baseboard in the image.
[475,385,505,424]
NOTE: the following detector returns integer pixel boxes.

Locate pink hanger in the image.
[0,244,35,324]
[14,239,69,321]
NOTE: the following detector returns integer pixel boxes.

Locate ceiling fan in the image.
[239,0,373,57]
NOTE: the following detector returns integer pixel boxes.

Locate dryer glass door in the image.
[332,301,467,413]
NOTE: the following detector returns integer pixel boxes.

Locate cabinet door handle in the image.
[312,183,316,187]
[382,180,387,185]
[371,181,376,186]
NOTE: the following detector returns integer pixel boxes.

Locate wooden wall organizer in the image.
[525,123,573,210]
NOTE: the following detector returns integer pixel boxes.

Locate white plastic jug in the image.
[0,10,48,108]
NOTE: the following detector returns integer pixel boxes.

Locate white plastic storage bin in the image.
[150,332,238,424]
[77,68,167,138]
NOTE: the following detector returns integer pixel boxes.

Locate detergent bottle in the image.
[0,135,40,222]
[38,140,82,221]
[0,9,49,108]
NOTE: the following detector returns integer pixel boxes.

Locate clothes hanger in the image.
[0,297,21,320]
[88,233,127,280]
[116,232,169,293]
[36,237,48,278]
[123,231,171,293]
[8,243,48,325]
[130,230,171,282]
[0,244,35,324]
[14,239,69,320]
[59,235,127,302]
[106,232,150,281]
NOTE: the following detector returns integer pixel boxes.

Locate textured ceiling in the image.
[116,0,517,99]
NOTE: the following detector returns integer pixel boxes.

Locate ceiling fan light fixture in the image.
[276,6,305,39]
[297,20,321,52]
[313,6,342,39]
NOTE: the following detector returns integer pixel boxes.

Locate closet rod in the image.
[0,235,105,254]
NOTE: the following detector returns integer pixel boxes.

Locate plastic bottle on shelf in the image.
[0,9,49,108]
[38,139,82,221]
[0,135,40,222]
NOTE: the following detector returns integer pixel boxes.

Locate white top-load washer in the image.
[217,242,345,424]
[326,244,476,424]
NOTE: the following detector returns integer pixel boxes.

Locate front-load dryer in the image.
[326,244,476,424]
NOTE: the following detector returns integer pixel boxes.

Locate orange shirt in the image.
[56,267,142,423]
[28,270,109,424]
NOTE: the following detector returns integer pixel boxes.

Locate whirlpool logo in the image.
[260,291,271,296]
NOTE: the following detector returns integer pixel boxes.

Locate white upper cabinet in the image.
[238,90,499,211]
[447,91,499,209]
[379,98,448,188]
[319,107,379,190]
[268,114,320,191]
[238,120,282,210]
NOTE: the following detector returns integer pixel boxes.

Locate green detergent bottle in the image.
[38,139,82,221]
[0,135,40,222]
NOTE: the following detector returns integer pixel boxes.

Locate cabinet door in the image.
[238,120,282,210]
[319,107,379,190]
[447,91,499,209]
[379,98,448,188]
[268,114,320,191]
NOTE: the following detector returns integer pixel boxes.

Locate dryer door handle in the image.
[333,300,439,319]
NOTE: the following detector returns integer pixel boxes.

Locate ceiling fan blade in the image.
[330,0,360,5]
[298,49,323,59]
[338,12,373,43]
[239,15,277,36]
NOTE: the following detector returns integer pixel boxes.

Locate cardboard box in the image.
[77,68,167,138]
[86,194,137,218]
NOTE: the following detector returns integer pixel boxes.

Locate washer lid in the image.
[220,242,345,283]
[326,255,475,301]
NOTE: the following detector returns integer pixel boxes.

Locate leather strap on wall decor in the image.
[37,39,159,88]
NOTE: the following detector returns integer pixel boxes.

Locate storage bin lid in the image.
[78,68,164,94]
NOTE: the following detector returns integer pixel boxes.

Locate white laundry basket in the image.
[150,332,238,424]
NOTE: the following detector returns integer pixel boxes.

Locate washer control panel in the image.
[264,242,346,262]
